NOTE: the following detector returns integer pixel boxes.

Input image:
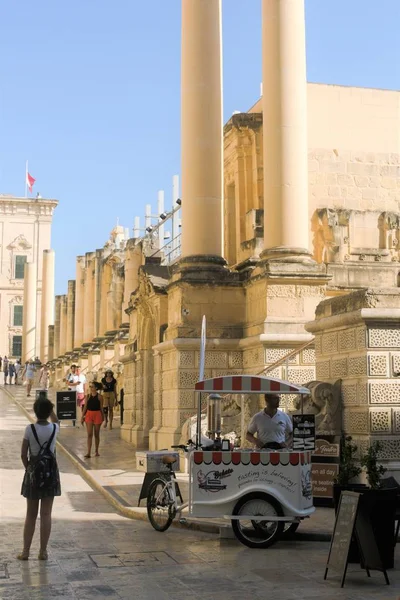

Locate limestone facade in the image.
[0,195,57,359]
[306,289,400,475]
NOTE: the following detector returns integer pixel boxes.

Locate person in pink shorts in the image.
[80,383,104,458]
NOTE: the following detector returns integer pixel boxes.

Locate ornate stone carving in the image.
[343,409,369,434]
[378,212,400,261]
[368,354,389,377]
[290,380,342,436]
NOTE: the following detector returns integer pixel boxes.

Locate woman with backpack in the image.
[18,398,60,561]
[81,382,105,458]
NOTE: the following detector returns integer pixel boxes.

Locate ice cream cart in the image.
[147,375,315,548]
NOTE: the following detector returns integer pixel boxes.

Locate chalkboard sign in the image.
[56,391,77,421]
[325,491,390,587]
[292,414,315,451]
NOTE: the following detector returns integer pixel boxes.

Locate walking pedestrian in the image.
[38,364,50,390]
[0,356,3,371]
[67,366,86,417]
[3,356,9,385]
[81,383,104,458]
[22,360,36,397]
[9,362,16,384]
[101,370,118,430]
[18,398,60,561]
[14,359,21,384]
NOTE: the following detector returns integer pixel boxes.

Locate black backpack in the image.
[30,424,57,490]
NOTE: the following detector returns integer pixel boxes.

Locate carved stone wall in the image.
[307,288,400,473]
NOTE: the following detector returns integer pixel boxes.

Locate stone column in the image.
[83,253,95,343]
[40,249,55,363]
[74,257,85,348]
[54,296,62,358]
[66,280,76,352]
[59,295,68,356]
[22,262,37,362]
[122,241,142,318]
[181,0,223,258]
[262,0,309,256]
[48,325,54,361]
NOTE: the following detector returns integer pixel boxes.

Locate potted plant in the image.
[360,440,386,489]
[358,441,397,569]
[333,434,365,510]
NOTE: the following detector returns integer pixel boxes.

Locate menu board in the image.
[292,414,315,450]
[312,439,340,500]
[56,391,77,421]
[325,491,360,586]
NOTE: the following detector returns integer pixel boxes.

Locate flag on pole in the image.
[26,172,36,193]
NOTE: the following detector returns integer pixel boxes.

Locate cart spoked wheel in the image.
[232,492,284,549]
[147,478,176,532]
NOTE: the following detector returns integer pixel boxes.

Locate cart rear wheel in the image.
[147,478,176,532]
[232,493,284,549]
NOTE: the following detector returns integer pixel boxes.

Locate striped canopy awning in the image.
[195,375,310,395]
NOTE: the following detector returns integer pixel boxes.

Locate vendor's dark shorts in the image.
[262,442,285,450]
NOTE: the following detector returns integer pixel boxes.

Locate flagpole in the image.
[25,160,28,197]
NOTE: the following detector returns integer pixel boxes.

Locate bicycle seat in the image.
[162,455,177,465]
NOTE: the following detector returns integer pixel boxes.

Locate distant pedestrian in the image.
[15,360,21,384]
[3,356,9,385]
[64,364,78,390]
[38,364,50,390]
[67,366,87,416]
[0,356,3,371]
[22,360,36,397]
[101,370,117,430]
[81,382,104,458]
[9,362,16,384]
[18,398,60,561]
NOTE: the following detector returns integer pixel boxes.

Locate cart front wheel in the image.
[147,478,176,532]
[232,492,284,549]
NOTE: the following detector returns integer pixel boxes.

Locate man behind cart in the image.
[246,394,293,450]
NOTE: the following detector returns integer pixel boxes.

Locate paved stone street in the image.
[1,388,400,600]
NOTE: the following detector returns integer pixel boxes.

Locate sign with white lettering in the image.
[292,414,315,451]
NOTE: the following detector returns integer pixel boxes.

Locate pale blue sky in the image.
[1,0,399,293]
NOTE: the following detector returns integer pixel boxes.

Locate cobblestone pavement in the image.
[1,388,400,599]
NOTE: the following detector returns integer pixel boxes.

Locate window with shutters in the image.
[12,336,22,357]
[15,256,27,279]
[13,305,23,326]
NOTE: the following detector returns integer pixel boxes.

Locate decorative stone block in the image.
[338,329,356,352]
[370,409,391,433]
[348,356,367,376]
[372,438,400,461]
[179,351,195,368]
[369,382,400,404]
[212,370,242,378]
[243,347,264,368]
[342,383,357,405]
[355,327,367,350]
[264,367,282,379]
[179,370,200,389]
[301,348,316,365]
[358,382,368,404]
[343,409,369,434]
[314,336,322,356]
[265,348,296,364]
[229,351,243,369]
[287,367,315,385]
[331,357,347,378]
[322,332,338,355]
[179,390,196,409]
[368,326,400,348]
[367,354,389,377]
[316,360,330,380]
[393,410,400,433]
[205,352,228,369]
[391,353,400,376]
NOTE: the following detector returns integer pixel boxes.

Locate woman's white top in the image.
[23,423,60,457]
